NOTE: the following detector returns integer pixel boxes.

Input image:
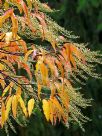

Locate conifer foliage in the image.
[0,0,102,134]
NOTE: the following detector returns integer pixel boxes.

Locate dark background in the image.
[1,0,102,135]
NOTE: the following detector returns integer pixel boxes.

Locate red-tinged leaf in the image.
[45,57,58,78]
[64,61,72,73]
[68,43,86,64]
[58,54,64,62]
[70,44,81,58]
[12,95,18,118]
[0,0,2,4]
[22,1,28,17]
[55,59,64,78]
[60,47,68,62]
[18,39,27,53]
[28,98,35,117]
[17,0,28,17]
[33,13,47,40]
[25,17,36,33]
[20,62,32,80]
[70,54,76,68]
[0,9,18,38]
[0,9,13,26]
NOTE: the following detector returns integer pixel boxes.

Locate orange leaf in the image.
[11,14,18,38]
[20,62,32,80]
[70,54,76,68]
[40,62,48,85]
[16,86,22,96]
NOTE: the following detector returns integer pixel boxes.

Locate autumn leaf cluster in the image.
[0,0,102,134]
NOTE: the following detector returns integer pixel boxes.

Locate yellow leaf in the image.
[0,63,5,71]
[5,96,13,122]
[1,102,6,127]
[2,82,14,97]
[18,96,28,117]
[16,86,22,96]
[28,98,35,117]
[0,74,5,89]
[24,50,33,63]
[42,99,50,121]
[12,95,18,118]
